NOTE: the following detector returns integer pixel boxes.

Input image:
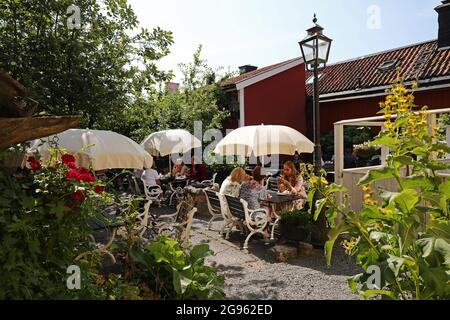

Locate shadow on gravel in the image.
[216,230,362,277]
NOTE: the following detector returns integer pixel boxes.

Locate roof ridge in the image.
[325,39,437,67]
[221,57,302,86]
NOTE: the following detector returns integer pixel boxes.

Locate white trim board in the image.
[239,89,245,128]
[235,58,304,90]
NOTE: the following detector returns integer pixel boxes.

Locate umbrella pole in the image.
[169,154,172,173]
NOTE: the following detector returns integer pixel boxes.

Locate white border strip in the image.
[236,58,304,90]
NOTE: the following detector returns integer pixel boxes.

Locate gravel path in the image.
[190,219,361,300]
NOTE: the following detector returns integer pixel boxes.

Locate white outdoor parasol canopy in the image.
[29,129,153,170]
[141,129,202,157]
[214,124,314,157]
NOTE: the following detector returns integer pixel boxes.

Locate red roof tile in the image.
[221,58,300,88]
[306,40,450,97]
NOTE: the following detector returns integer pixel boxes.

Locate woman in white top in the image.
[141,165,160,188]
[219,167,249,197]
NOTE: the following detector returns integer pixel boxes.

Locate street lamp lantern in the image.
[299,14,332,71]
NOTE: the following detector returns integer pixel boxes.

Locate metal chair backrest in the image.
[131,175,144,195]
[175,201,194,224]
[224,195,246,220]
[204,188,221,213]
[266,177,279,192]
[176,201,197,246]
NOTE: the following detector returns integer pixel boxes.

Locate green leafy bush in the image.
[280,210,311,227]
[0,149,110,299]
[129,237,225,300]
[0,146,225,300]
[312,76,450,300]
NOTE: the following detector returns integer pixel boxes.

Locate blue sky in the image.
[128,0,442,82]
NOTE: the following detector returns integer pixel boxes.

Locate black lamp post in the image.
[299,14,332,247]
[299,14,332,175]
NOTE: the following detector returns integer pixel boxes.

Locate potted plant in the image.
[353,142,381,160]
[279,209,311,242]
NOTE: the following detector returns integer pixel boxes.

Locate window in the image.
[306,73,324,84]
[377,59,400,71]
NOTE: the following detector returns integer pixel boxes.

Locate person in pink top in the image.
[278,161,307,210]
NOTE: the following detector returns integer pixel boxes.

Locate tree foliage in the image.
[0,0,173,129]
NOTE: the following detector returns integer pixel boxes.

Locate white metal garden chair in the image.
[154,201,197,248]
[223,195,270,250]
[142,180,164,207]
[203,188,224,231]
[200,173,217,189]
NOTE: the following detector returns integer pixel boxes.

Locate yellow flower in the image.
[320,177,329,185]
[412,82,418,90]
[365,199,378,206]
[309,176,318,185]
[342,238,358,255]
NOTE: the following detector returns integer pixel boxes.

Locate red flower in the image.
[70,191,86,202]
[61,154,76,166]
[27,156,42,172]
[77,167,89,174]
[94,185,105,194]
[66,169,80,181]
[65,167,95,183]
[79,172,95,183]
[67,162,76,169]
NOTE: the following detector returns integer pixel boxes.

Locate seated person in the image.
[220,167,249,197]
[190,156,207,182]
[239,166,267,211]
[141,164,160,189]
[278,161,307,210]
[172,159,189,178]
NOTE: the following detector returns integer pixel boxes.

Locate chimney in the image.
[435,0,450,50]
[166,82,179,94]
[238,65,258,75]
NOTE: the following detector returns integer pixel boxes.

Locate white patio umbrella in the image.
[141,129,202,171]
[214,124,314,157]
[29,129,153,171]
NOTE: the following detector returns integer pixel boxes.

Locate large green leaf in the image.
[434,238,450,268]
[428,220,450,242]
[307,189,315,215]
[362,289,397,300]
[314,198,327,221]
[392,189,419,213]
[173,271,193,295]
[361,206,401,223]
[402,176,435,191]
[190,244,213,263]
[439,181,450,198]
[327,184,347,193]
[358,166,396,186]
[387,255,405,277]
[371,135,398,150]
[325,222,352,267]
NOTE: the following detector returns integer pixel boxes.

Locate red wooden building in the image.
[306,39,450,135]
[220,58,306,133]
[220,1,450,143]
